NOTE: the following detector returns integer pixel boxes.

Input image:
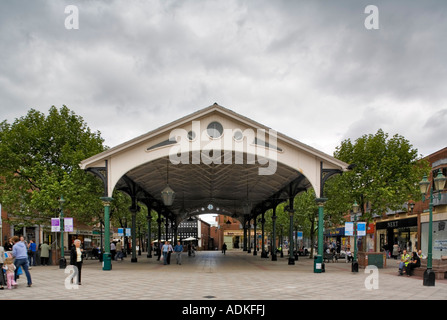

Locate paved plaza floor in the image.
[2,250,446,303]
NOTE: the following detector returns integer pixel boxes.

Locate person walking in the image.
[174,241,183,265]
[222,243,227,255]
[70,239,83,285]
[12,236,32,287]
[161,241,169,265]
[39,242,51,266]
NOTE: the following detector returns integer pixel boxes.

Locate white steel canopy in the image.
[80,103,350,222]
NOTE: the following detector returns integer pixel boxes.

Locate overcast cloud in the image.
[1,0,446,158]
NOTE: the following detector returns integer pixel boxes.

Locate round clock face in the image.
[207,204,214,210]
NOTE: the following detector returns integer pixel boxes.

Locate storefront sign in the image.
[376,217,417,230]
[325,227,345,236]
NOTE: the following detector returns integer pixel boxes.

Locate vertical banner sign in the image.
[64,218,74,232]
[357,222,366,236]
[126,228,131,237]
[345,222,354,236]
[297,231,303,240]
[51,218,60,232]
[118,228,124,236]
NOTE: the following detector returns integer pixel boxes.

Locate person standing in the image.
[4,238,13,252]
[40,242,51,266]
[12,236,32,287]
[110,241,116,261]
[28,240,37,267]
[3,257,17,289]
[115,240,123,261]
[0,245,5,290]
[392,243,399,260]
[174,241,184,265]
[70,239,83,285]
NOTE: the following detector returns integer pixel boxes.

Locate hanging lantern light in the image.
[161,184,175,206]
[161,160,175,206]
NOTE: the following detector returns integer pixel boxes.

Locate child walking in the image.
[3,257,17,289]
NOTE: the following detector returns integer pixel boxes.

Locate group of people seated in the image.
[398,249,423,276]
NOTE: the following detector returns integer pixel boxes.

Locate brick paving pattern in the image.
[1,250,446,300]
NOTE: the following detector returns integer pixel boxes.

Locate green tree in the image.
[293,189,318,257]
[0,106,106,228]
[325,129,430,221]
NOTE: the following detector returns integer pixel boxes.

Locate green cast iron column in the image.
[271,207,277,261]
[316,198,327,256]
[101,197,113,270]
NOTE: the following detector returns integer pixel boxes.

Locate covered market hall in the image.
[80,103,350,270]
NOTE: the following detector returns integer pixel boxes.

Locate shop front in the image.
[375,217,418,254]
[421,212,447,260]
[324,227,346,253]
[68,230,102,250]
[224,231,242,249]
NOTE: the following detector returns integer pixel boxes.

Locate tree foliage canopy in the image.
[0,106,106,228]
[325,129,430,221]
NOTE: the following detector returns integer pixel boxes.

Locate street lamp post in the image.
[419,170,446,286]
[59,196,67,269]
[352,200,359,273]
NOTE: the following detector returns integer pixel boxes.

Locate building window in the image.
[207,121,223,139]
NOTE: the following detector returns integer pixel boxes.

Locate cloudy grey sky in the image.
[1,0,446,158]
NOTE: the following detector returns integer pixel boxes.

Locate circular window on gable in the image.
[233,129,243,141]
[187,130,196,141]
[207,121,223,139]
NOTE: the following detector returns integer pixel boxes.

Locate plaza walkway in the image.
[1,250,446,301]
